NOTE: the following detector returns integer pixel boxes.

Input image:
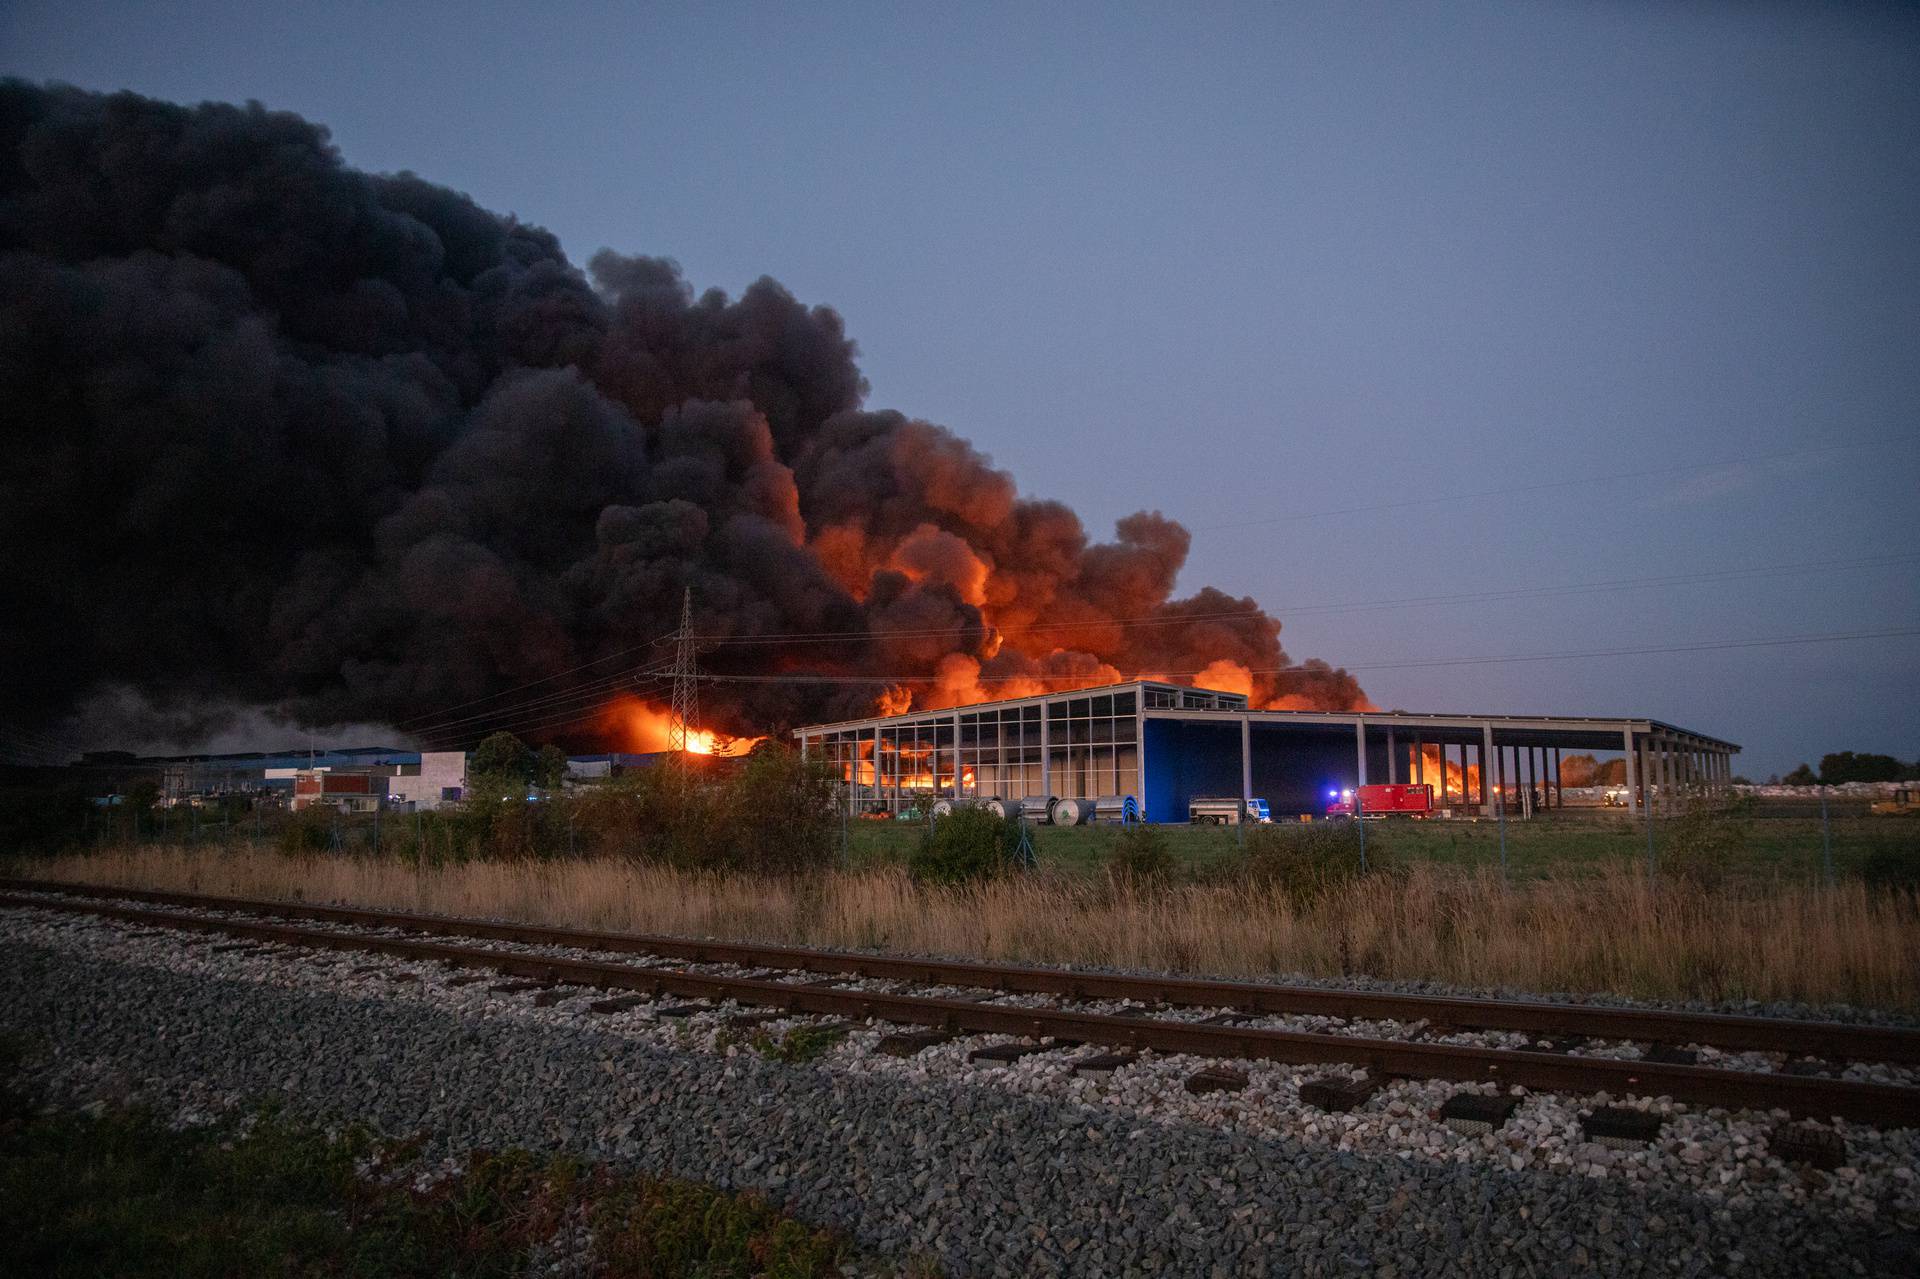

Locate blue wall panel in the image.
[1143,718,1177,823]
[1143,719,1245,822]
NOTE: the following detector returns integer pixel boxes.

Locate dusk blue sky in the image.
[6,0,1916,776]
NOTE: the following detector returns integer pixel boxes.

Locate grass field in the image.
[842,800,1916,882]
[25,843,1920,1011]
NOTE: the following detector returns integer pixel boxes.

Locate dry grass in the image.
[23,843,1920,1012]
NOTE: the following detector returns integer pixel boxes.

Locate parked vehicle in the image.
[1871,788,1918,816]
[1326,783,1433,819]
[1188,796,1270,825]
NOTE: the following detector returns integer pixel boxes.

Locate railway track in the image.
[5,879,1919,1129]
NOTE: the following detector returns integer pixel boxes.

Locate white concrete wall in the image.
[386,752,468,809]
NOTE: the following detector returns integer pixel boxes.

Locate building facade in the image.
[385,751,471,810]
[794,680,1737,822]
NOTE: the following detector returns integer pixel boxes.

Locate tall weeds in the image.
[24,846,1920,1011]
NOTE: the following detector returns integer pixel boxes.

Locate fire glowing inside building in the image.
[795,681,1738,823]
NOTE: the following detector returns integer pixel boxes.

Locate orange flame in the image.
[1410,743,1480,800]
[601,696,764,756]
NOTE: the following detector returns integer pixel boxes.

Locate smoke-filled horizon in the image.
[0,81,1366,754]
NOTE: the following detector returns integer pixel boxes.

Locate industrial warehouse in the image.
[794,679,1738,822]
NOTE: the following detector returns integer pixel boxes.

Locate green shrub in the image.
[1663,799,1750,887]
[1105,823,1174,889]
[0,785,93,858]
[276,805,336,854]
[567,745,836,875]
[1859,846,1920,895]
[750,1022,849,1064]
[722,745,839,873]
[909,806,1018,885]
[1236,821,1391,909]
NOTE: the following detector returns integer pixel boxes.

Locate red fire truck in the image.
[1325,783,1433,819]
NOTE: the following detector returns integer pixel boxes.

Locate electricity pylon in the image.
[667,587,698,772]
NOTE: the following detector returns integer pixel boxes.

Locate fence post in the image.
[1496,777,1508,883]
[1645,799,1657,883]
[1820,785,1834,886]
[1355,787,1367,872]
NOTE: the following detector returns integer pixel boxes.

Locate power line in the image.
[415,674,673,747]
[404,659,673,739]
[434,684,673,748]
[390,630,678,728]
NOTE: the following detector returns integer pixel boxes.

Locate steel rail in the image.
[6,878,1917,1065]
[4,891,1917,1127]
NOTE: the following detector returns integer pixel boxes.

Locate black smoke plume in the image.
[0,82,1365,750]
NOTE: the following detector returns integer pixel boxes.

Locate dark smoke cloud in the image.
[0,82,1365,750]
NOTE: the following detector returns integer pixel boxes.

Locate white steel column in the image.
[1241,717,1252,806]
[1623,728,1639,817]
[1523,745,1535,819]
[1355,720,1368,788]
[952,711,962,797]
[1387,728,1398,783]
[1039,700,1051,798]
[1483,724,1497,815]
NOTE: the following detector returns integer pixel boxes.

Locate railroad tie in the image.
[1438,1092,1520,1136]
[878,1030,956,1057]
[1580,1107,1665,1149]
[1533,1036,1587,1055]
[1071,1051,1138,1079]
[1769,1122,1847,1170]
[1185,1065,1249,1095]
[1200,1012,1257,1028]
[590,995,651,1015]
[1299,1074,1381,1113]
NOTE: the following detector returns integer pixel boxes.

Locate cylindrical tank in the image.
[977,796,1007,820]
[1052,796,1094,825]
[930,798,955,819]
[1018,795,1057,824]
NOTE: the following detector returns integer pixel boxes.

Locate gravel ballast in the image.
[5,908,1918,1277]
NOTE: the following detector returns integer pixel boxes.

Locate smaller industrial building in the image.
[794,680,1738,822]
[137,746,667,811]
